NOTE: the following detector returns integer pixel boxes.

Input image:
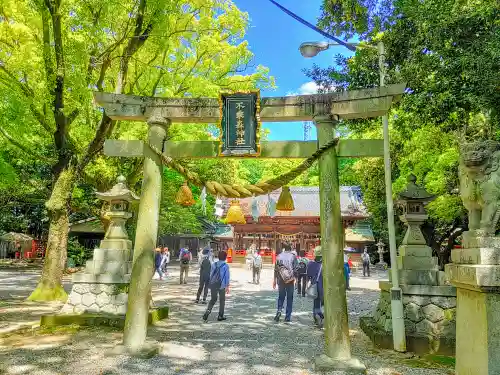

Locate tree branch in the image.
[0,126,51,162]
[67,109,80,126]
[78,0,157,175]
[0,66,51,133]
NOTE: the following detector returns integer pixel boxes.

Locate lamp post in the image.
[300,40,406,352]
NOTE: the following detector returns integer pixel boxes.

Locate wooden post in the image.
[314,114,365,372]
[123,114,169,353]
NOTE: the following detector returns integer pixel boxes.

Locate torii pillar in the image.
[314,111,365,372]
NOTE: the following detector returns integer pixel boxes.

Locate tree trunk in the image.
[28,166,76,302]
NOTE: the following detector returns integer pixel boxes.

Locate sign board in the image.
[218,91,261,156]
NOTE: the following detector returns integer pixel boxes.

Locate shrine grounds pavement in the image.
[0,263,453,375]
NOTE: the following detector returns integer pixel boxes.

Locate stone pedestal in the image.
[445,230,500,375]
[361,281,456,355]
[61,243,132,315]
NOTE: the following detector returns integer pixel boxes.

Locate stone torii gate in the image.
[94,83,405,371]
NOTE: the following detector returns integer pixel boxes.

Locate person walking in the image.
[203,250,230,322]
[179,247,192,284]
[306,246,324,328]
[273,244,298,323]
[196,248,212,304]
[154,247,167,281]
[252,250,263,284]
[362,247,371,277]
[344,252,351,290]
[162,247,170,276]
[296,250,309,297]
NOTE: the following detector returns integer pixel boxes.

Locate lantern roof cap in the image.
[96,175,139,202]
[398,174,435,202]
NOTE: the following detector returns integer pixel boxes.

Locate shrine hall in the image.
[215,186,375,265]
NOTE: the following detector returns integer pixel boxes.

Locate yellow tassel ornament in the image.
[176,181,195,207]
[276,186,294,211]
[225,200,246,224]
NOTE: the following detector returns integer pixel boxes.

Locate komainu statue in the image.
[459,140,500,236]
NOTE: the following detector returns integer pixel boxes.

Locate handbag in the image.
[306,264,322,299]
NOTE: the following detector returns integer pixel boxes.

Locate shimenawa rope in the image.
[146,138,339,198]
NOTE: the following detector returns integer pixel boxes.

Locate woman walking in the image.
[306,246,324,328]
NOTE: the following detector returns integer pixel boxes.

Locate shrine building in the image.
[216,186,375,264]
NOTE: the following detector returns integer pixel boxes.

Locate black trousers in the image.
[252,267,261,284]
[196,277,209,301]
[296,274,307,296]
[207,285,226,317]
[363,261,370,277]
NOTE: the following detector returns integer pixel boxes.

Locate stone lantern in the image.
[395,173,440,286]
[376,240,386,268]
[396,174,435,249]
[96,175,139,245]
[361,174,458,355]
[61,176,139,316]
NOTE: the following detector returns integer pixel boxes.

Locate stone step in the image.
[390,269,439,286]
[398,245,432,257]
[397,255,438,270]
[72,273,131,284]
[84,260,132,275]
[451,248,500,265]
[462,231,500,249]
[98,239,132,251]
[92,248,132,262]
[445,263,500,288]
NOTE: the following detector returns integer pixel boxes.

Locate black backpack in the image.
[200,258,211,275]
[297,260,307,275]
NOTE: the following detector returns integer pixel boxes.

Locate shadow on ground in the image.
[0,268,452,375]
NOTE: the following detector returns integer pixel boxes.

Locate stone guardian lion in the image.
[458,140,500,236]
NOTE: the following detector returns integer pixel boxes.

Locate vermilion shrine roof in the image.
[221,186,369,220]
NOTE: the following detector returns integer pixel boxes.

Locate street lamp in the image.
[299,41,358,57]
[300,40,407,353]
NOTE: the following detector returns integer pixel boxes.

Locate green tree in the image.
[305,0,499,266]
[0,0,272,301]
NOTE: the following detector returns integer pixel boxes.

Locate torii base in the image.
[313,354,366,374]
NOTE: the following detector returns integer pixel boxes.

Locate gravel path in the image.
[0,265,452,375]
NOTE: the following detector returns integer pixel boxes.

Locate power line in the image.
[266,0,356,52]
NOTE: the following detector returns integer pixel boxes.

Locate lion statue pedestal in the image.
[445,140,500,375]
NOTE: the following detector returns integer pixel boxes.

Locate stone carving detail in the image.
[459,140,500,235]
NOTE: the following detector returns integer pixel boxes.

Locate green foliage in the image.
[0,0,275,241]
[67,237,92,267]
[304,0,500,263]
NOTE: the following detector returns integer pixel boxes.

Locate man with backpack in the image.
[203,250,230,322]
[252,250,263,284]
[295,250,309,297]
[195,248,212,303]
[272,243,298,323]
[178,247,192,284]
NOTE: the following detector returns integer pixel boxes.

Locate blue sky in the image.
[232,0,354,141]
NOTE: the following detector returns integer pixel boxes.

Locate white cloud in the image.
[298,81,319,95]
[285,91,298,96]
